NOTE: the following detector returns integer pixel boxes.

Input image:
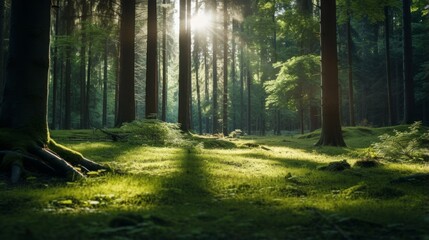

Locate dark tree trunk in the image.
[187,0,193,130]
[0,0,4,101]
[85,39,92,128]
[315,0,346,147]
[247,58,252,135]
[231,21,237,131]
[51,0,60,129]
[402,0,414,124]
[178,0,190,131]
[0,0,106,182]
[346,15,355,126]
[240,45,244,130]
[64,0,73,130]
[102,39,108,127]
[146,0,158,119]
[161,0,168,122]
[116,0,136,126]
[79,0,88,129]
[222,0,228,136]
[384,6,394,126]
[194,0,203,135]
[204,35,210,133]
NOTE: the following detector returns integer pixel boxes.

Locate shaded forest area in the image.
[0,0,427,134]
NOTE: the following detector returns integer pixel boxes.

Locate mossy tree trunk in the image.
[0,0,106,183]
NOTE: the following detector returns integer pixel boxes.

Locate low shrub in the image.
[120,119,187,146]
[370,122,429,162]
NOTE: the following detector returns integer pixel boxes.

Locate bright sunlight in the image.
[191,12,212,31]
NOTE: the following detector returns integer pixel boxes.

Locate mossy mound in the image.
[202,139,237,149]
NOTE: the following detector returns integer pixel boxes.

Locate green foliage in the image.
[265,54,320,110]
[371,122,429,162]
[120,119,186,146]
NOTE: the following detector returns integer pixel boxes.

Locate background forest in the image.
[0,0,428,134]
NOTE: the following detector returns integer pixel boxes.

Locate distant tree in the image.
[211,0,219,133]
[161,0,169,122]
[265,55,320,135]
[222,0,229,136]
[315,0,346,146]
[116,0,136,126]
[0,0,106,182]
[146,0,158,119]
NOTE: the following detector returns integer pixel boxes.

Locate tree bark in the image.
[315,0,346,147]
[384,6,394,126]
[222,0,228,136]
[178,0,190,131]
[116,0,136,126]
[346,15,355,126]
[161,0,168,122]
[211,0,219,134]
[0,0,106,182]
[146,0,158,119]
[402,0,414,124]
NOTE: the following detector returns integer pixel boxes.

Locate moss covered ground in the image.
[0,126,428,239]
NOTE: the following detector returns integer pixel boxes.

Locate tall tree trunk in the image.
[346,15,355,126]
[211,0,219,133]
[178,0,190,131]
[64,0,73,130]
[0,0,4,103]
[187,0,192,130]
[194,0,203,135]
[85,39,92,127]
[102,39,108,127]
[0,0,106,182]
[384,6,394,126]
[222,0,228,136]
[161,0,168,122]
[315,0,346,147]
[79,0,88,129]
[247,57,252,135]
[51,0,60,129]
[146,0,158,119]
[116,0,136,126]
[239,44,244,131]
[231,21,237,131]
[204,35,210,133]
[402,0,414,124]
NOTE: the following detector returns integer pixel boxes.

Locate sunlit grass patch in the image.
[1,126,429,239]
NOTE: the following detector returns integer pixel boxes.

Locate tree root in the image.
[0,139,110,183]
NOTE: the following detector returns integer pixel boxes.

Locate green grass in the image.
[1,126,428,239]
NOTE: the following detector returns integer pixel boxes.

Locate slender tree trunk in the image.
[231,21,237,131]
[64,0,73,129]
[384,6,394,126]
[178,0,190,131]
[116,0,136,126]
[146,0,158,119]
[247,58,252,135]
[402,0,414,124]
[204,35,210,133]
[102,40,108,127]
[315,0,346,147]
[212,0,219,133]
[79,0,88,129]
[346,15,355,126]
[240,45,244,131]
[161,0,168,122]
[0,0,4,102]
[85,39,92,128]
[187,0,192,130]
[194,0,203,135]
[51,1,60,129]
[222,0,228,136]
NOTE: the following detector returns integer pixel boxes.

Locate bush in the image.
[371,122,429,162]
[120,119,186,146]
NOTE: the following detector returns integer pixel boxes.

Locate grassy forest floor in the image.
[0,126,428,240]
